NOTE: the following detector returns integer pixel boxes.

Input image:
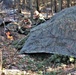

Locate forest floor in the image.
[0,10,76,75]
[0,23,76,75]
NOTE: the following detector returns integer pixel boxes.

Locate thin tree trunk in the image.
[51,0,54,15]
[36,0,39,11]
[58,0,63,12]
[54,0,57,13]
[17,0,22,13]
[67,0,71,7]
[30,0,33,23]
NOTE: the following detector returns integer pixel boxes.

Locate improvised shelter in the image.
[20,6,76,57]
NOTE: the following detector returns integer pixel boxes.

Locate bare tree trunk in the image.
[58,0,63,12]
[67,0,71,7]
[36,0,39,11]
[30,0,33,22]
[54,0,57,13]
[17,0,22,13]
[51,0,54,15]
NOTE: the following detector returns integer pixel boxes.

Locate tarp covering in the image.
[20,6,76,57]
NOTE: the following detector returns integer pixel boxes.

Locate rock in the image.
[20,6,76,57]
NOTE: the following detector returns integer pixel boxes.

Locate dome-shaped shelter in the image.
[20,6,76,57]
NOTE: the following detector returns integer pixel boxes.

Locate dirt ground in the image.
[0,9,76,74]
[0,23,76,75]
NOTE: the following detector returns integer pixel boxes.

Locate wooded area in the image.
[1,0,76,18]
[0,0,76,75]
[11,0,76,18]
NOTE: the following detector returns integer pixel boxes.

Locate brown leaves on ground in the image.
[0,26,76,75]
